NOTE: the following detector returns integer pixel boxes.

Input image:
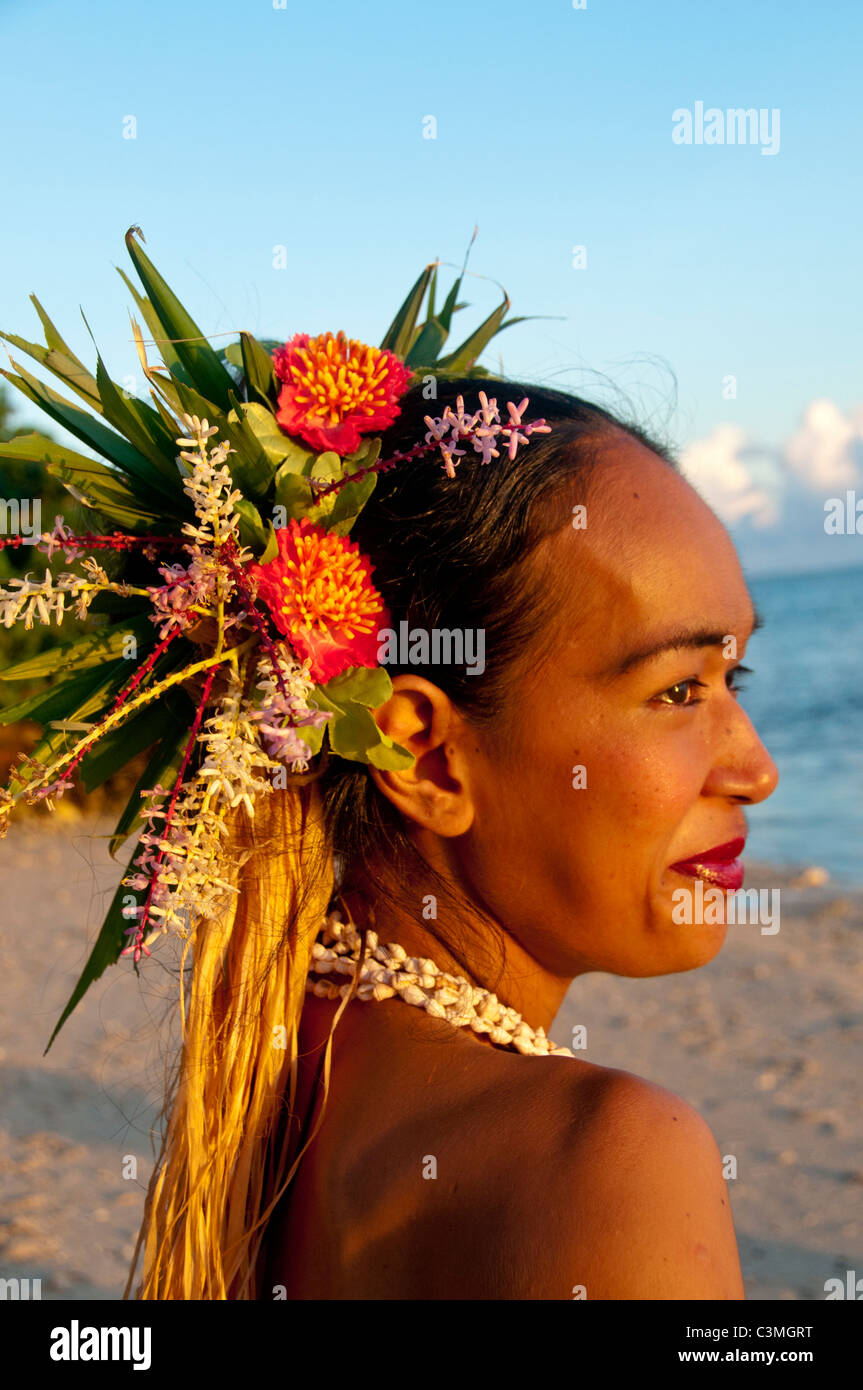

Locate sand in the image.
[0,809,860,1301]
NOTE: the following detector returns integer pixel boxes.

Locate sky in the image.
[1,0,861,575]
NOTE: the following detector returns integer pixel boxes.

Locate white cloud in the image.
[782,398,863,491]
[680,424,780,528]
[680,399,863,538]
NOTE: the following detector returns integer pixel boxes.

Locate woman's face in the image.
[460,434,779,979]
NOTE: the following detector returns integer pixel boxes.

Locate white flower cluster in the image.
[121,668,281,952]
[121,778,237,947]
[250,648,332,772]
[0,557,114,630]
[175,413,251,555]
[196,671,282,817]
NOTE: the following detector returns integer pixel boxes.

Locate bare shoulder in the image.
[538,1059,745,1300]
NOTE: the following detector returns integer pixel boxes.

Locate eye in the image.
[652,678,707,707]
[726,663,752,696]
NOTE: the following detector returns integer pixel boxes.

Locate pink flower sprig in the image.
[26,517,181,560]
[309,392,551,498]
[146,549,220,639]
[423,393,551,477]
[249,651,332,773]
[121,665,217,965]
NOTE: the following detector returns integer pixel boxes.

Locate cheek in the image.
[566,721,709,855]
[474,702,709,871]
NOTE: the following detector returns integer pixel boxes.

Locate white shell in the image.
[435,988,460,1007]
[401,984,427,1006]
[312,913,574,1061]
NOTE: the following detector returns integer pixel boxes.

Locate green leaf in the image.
[326,701,380,760]
[29,294,89,361]
[298,719,326,757]
[90,337,184,487]
[366,737,416,771]
[426,263,438,322]
[107,717,188,858]
[240,332,278,405]
[0,331,102,412]
[313,672,413,768]
[309,451,341,481]
[0,361,180,504]
[379,265,435,359]
[0,613,154,682]
[0,432,169,528]
[320,665,392,709]
[0,663,116,726]
[46,454,175,531]
[273,467,334,525]
[325,470,377,536]
[330,701,413,767]
[257,522,279,564]
[239,401,312,472]
[124,227,236,409]
[151,382,272,501]
[437,276,464,334]
[43,838,145,1055]
[3,656,143,796]
[233,496,269,552]
[143,373,274,500]
[404,318,448,368]
[435,292,512,374]
[340,436,380,473]
[116,268,192,384]
[78,686,194,793]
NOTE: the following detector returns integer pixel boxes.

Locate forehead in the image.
[540,437,754,669]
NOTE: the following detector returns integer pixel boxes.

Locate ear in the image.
[369,674,475,836]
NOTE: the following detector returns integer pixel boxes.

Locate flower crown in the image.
[0,228,551,1049]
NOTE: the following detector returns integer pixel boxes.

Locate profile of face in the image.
[370,433,779,984]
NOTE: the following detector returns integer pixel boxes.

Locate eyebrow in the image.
[601,606,764,679]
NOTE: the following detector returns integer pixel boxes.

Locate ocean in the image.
[741,564,863,885]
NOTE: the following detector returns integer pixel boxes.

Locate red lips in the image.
[669,837,746,892]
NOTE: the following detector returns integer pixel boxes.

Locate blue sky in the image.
[1,0,861,573]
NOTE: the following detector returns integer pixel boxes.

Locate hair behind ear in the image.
[127,781,335,1300]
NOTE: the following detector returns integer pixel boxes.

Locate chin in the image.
[630,894,730,976]
[661,908,728,973]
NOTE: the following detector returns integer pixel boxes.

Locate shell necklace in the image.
[306,909,574,1059]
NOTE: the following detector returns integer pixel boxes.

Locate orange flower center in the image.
[279,529,383,638]
[288,332,397,427]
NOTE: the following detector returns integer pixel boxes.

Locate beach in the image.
[0,809,860,1301]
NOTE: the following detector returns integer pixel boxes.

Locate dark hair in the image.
[319,375,678,979]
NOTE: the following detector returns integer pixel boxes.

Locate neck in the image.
[339,862,572,1036]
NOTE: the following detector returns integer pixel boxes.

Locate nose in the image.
[701,701,779,805]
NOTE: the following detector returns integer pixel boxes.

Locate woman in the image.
[133,377,778,1300]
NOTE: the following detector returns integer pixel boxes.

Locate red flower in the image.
[272,330,412,455]
[246,519,389,683]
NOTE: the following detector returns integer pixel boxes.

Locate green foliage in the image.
[315,665,413,769]
[0,228,535,1048]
